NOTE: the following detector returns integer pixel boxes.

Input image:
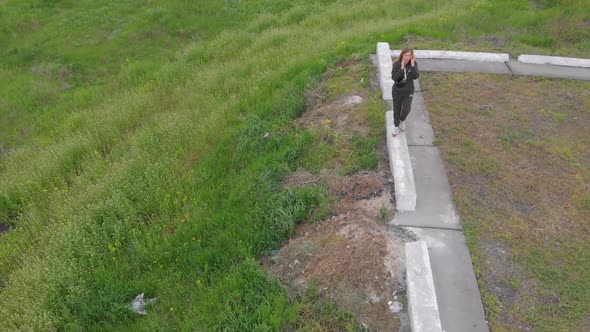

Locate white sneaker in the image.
[400,121,406,132]
[392,126,400,137]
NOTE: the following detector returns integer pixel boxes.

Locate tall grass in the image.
[1,0,589,329]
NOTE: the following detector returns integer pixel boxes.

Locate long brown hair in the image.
[394,47,414,63]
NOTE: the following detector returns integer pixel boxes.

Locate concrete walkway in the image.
[389,79,488,332]
[418,58,590,80]
[378,47,590,331]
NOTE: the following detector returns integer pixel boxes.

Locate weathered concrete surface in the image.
[506,60,590,81]
[406,91,435,147]
[377,42,394,100]
[406,241,442,332]
[386,111,416,211]
[415,58,590,81]
[391,146,462,230]
[405,228,488,332]
[418,58,511,74]
[392,50,509,62]
[380,43,489,332]
[518,54,590,68]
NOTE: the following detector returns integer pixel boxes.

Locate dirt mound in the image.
[263,210,404,331]
[266,170,406,331]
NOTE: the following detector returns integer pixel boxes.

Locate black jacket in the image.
[391,61,419,95]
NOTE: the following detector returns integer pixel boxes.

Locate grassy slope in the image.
[0,0,589,330]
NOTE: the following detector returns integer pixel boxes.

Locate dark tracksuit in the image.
[391,61,419,127]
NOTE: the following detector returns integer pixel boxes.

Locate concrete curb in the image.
[391,49,509,62]
[385,111,416,211]
[406,241,443,332]
[376,42,393,100]
[518,54,590,68]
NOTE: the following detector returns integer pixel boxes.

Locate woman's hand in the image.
[401,56,409,67]
[410,54,416,66]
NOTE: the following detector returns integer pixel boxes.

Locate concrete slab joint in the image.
[406,241,442,332]
[385,111,416,211]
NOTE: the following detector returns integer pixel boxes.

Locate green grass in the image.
[1,0,589,330]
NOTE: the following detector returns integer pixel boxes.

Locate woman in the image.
[391,47,419,136]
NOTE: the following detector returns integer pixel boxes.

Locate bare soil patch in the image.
[263,206,405,331]
[265,166,406,331]
[262,59,411,331]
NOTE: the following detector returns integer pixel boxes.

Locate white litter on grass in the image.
[343,95,363,106]
[389,300,403,313]
[289,259,300,269]
[129,293,157,315]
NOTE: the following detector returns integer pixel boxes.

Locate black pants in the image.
[392,93,413,127]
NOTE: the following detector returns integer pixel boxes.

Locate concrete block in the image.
[506,60,590,81]
[391,146,461,229]
[386,111,416,211]
[518,54,590,68]
[405,228,489,332]
[376,42,393,100]
[406,241,442,332]
[391,50,509,62]
[417,59,511,75]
